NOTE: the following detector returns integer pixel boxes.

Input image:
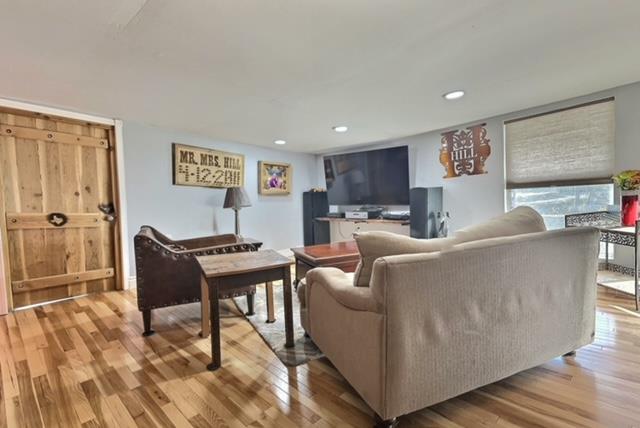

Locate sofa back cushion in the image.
[452,206,546,244]
[352,206,546,287]
[352,231,455,287]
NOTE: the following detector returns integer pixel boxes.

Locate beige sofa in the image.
[298,207,600,426]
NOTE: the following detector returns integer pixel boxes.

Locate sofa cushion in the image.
[452,206,546,244]
[352,231,455,287]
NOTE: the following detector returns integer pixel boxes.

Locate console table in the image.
[565,211,639,310]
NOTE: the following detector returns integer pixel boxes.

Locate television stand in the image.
[315,217,409,226]
[314,217,410,242]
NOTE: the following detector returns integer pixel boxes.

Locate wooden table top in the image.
[290,240,360,263]
[196,249,292,278]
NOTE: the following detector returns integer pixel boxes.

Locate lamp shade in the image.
[223,186,252,209]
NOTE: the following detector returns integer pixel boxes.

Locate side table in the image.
[566,211,639,310]
[196,250,295,370]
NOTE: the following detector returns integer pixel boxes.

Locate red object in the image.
[621,193,640,226]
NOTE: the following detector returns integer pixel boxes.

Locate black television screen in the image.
[323,146,410,206]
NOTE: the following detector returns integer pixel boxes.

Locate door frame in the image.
[0,97,130,312]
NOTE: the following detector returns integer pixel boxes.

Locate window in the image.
[506,184,614,230]
[505,98,615,189]
[505,98,616,230]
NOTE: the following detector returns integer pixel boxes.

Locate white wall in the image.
[123,81,640,276]
[318,81,640,232]
[123,122,317,275]
[317,81,640,268]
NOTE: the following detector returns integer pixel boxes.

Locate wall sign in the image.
[172,143,244,188]
[439,123,491,179]
[259,161,291,195]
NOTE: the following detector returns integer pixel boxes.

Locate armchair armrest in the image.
[239,237,262,247]
[306,268,381,313]
[175,233,239,249]
[174,239,261,255]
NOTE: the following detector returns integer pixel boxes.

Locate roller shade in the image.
[505,98,615,189]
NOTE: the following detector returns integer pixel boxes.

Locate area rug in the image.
[233,282,324,367]
[597,270,636,296]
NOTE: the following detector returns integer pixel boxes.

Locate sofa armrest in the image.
[303,267,386,414]
[306,268,381,313]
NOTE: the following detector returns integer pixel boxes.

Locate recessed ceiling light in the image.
[273,140,286,145]
[443,90,465,100]
[332,125,348,133]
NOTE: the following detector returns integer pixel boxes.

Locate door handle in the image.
[98,203,117,223]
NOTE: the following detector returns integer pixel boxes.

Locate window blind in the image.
[505,98,615,189]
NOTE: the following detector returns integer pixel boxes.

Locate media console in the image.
[315,217,410,242]
[303,187,442,245]
[315,217,410,226]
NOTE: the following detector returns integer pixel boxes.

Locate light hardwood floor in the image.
[1,286,639,427]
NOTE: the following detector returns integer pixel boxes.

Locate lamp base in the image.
[234,208,241,236]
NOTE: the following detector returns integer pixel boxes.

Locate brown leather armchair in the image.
[134,226,262,336]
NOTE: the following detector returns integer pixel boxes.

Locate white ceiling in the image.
[1,1,640,153]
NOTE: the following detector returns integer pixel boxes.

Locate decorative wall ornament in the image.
[172,143,244,188]
[259,161,291,195]
[439,123,491,178]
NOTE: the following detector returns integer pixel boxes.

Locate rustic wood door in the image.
[0,108,121,309]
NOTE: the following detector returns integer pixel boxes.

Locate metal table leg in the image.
[635,221,639,311]
[605,232,610,270]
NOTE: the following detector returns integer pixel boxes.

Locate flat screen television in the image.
[323,146,410,206]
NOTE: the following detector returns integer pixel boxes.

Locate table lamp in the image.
[224,186,251,235]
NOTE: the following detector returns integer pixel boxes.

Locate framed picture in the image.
[172,143,244,188]
[259,161,291,195]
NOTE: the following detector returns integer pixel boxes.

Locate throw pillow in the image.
[352,231,455,287]
[453,206,546,244]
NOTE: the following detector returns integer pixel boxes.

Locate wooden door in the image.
[0,108,121,309]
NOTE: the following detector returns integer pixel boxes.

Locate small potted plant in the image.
[612,170,640,226]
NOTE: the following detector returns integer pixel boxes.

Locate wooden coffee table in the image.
[290,240,360,285]
[196,250,294,371]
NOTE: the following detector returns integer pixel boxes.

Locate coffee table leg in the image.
[200,275,210,338]
[265,281,275,323]
[294,258,300,290]
[283,267,294,348]
[207,279,221,371]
